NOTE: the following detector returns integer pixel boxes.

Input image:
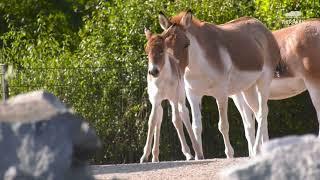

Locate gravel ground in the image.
[90,158,249,180]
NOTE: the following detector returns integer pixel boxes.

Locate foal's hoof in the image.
[185,154,194,161]
[252,145,261,157]
[226,154,234,159]
[252,149,260,157]
[225,149,234,159]
[152,157,159,163]
[195,155,204,160]
[248,152,255,158]
[140,156,148,163]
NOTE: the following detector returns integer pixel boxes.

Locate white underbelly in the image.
[269,77,306,100]
[184,66,223,96]
[184,68,262,97]
[148,82,177,100]
[227,69,261,95]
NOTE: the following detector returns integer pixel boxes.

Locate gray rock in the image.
[221,135,320,180]
[260,134,316,154]
[0,91,101,180]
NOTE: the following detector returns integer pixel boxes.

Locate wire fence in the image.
[0,63,185,163]
[1,64,149,117]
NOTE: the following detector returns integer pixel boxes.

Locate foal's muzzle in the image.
[148,68,159,77]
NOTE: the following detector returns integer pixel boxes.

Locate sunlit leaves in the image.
[0,0,319,164]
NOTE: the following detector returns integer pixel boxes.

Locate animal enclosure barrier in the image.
[0,64,186,163]
[1,65,150,120]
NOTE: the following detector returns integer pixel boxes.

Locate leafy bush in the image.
[0,0,319,164]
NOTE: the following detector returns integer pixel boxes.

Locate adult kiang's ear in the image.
[180,10,192,29]
[166,48,180,64]
[159,11,172,30]
[144,27,152,40]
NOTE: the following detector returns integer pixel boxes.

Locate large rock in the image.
[0,91,101,180]
[221,135,320,180]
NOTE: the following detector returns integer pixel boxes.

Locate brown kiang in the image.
[157,10,281,158]
[235,20,320,156]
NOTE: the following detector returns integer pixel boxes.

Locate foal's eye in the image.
[184,43,190,48]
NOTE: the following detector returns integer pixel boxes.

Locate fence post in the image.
[1,64,9,101]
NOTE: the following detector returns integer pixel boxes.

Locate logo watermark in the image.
[285,11,302,18]
[283,11,304,26]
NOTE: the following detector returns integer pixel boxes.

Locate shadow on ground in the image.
[90,159,220,174]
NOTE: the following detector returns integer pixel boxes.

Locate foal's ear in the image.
[180,10,192,28]
[159,11,171,30]
[144,27,152,40]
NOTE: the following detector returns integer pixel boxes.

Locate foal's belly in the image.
[148,79,182,102]
[269,77,306,100]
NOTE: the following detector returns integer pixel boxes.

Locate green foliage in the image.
[0,0,319,164]
[254,0,320,29]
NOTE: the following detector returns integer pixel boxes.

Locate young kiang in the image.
[232,20,320,156]
[140,27,203,163]
[158,11,281,158]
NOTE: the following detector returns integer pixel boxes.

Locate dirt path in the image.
[90,158,248,180]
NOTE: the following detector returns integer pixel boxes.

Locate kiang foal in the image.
[158,11,281,158]
[233,19,320,156]
[140,28,203,163]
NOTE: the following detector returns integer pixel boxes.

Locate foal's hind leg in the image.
[140,101,163,163]
[170,101,193,160]
[305,78,320,136]
[231,94,256,157]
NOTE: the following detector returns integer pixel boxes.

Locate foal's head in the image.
[145,29,165,77]
[145,18,190,77]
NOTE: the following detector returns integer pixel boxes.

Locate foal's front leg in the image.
[151,106,163,162]
[140,101,162,163]
[216,97,234,158]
